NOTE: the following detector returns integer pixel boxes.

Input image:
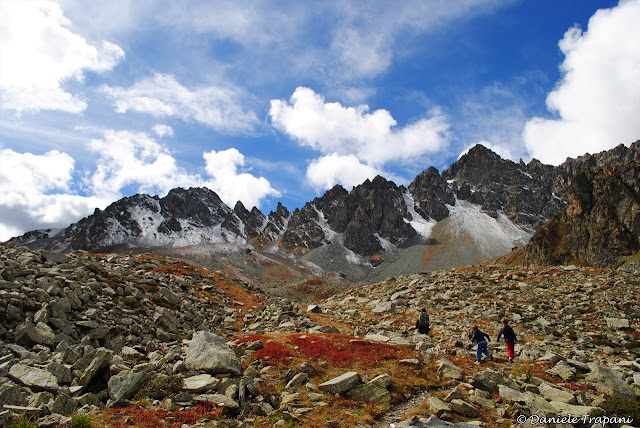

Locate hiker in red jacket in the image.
[497,318,517,363]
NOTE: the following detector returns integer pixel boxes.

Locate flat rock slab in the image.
[8,364,59,392]
[319,372,361,394]
[183,374,220,392]
[185,331,242,375]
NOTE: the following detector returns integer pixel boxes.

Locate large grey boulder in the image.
[346,374,392,403]
[14,322,56,348]
[538,383,576,404]
[436,357,465,381]
[586,364,636,398]
[319,372,361,394]
[78,347,113,388]
[8,364,59,392]
[108,369,152,401]
[471,369,515,393]
[184,331,242,375]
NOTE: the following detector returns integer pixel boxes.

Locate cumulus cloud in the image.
[202,149,280,209]
[152,124,174,137]
[0,149,109,241]
[523,0,640,165]
[269,87,449,191]
[89,131,279,209]
[0,0,124,113]
[306,154,382,191]
[103,73,259,134]
[269,87,449,165]
[88,130,198,201]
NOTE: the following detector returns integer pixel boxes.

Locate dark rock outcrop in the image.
[523,161,640,267]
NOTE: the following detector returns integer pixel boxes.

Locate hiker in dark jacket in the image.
[469,325,492,363]
[416,308,430,335]
[497,318,517,363]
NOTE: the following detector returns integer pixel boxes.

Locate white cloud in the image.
[269,87,450,166]
[103,73,259,134]
[152,124,174,137]
[306,153,382,191]
[0,149,109,241]
[203,148,280,209]
[523,0,640,164]
[88,130,196,201]
[89,131,279,209]
[0,0,124,113]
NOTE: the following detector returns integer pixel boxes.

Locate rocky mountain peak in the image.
[523,160,640,267]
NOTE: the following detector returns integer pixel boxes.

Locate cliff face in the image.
[523,161,640,267]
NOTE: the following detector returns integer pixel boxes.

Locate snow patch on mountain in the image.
[446,199,531,256]
[403,192,436,238]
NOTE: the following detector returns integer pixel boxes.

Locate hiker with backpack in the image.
[469,325,492,364]
[416,308,430,335]
[497,318,517,363]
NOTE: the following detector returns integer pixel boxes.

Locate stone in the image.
[444,386,464,402]
[193,393,240,412]
[538,383,576,404]
[372,301,396,314]
[183,374,219,392]
[498,384,527,402]
[8,363,59,392]
[184,331,242,375]
[472,369,515,393]
[548,400,598,416]
[318,372,361,394]
[307,304,322,313]
[586,364,636,398]
[0,382,27,407]
[285,373,309,390]
[346,375,392,404]
[605,317,630,329]
[47,361,73,385]
[37,414,72,428]
[14,322,56,348]
[449,399,480,418]
[549,360,576,381]
[78,347,113,388]
[426,396,451,418]
[108,369,152,401]
[436,357,465,381]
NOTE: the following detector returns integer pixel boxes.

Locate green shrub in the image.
[590,394,640,427]
[70,414,92,428]
[135,374,184,400]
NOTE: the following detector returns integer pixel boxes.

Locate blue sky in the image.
[1,0,639,241]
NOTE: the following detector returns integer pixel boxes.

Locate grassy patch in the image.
[70,414,92,428]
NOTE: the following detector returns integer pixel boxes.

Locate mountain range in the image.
[8,141,640,285]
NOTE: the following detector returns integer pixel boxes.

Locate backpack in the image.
[417,312,430,332]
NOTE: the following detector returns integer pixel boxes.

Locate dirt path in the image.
[374,388,431,427]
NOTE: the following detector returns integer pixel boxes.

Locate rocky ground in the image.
[1,243,640,427]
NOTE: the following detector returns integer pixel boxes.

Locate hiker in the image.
[497,318,517,363]
[469,325,492,364]
[416,308,430,335]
